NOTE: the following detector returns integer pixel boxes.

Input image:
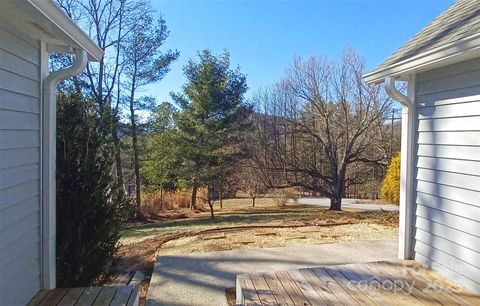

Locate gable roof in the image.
[364,0,480,84]
[0,0,103,61]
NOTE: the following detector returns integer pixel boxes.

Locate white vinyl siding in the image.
[413,57,480,294]
[0,26,41,305]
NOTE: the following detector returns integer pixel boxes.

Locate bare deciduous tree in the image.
[121,10,179,214]
[253,49,392,210]
[236,161,267,207]
[56,0,153,194]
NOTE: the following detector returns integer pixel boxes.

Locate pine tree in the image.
[172,50,252,217]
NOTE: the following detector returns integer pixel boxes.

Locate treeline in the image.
[54,0,400,287]
[141,50,253,219]
[141,49,401,213]
[53,0,179,287]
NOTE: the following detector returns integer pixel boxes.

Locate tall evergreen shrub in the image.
[56,93,127,286]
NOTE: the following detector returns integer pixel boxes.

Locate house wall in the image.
[0,26,42,305]
[414,57,480,294]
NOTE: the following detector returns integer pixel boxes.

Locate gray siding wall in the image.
[0,26,42,305]
[414,57,480,294]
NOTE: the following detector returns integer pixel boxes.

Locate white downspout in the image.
[42,49,88,289]
[384,76,415,260]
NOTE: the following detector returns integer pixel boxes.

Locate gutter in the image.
[41,49,88,289]
[26,0,104,61]
[364,33,480,84]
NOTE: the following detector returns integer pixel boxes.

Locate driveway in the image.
[297,198,399,212]
[146,239,398,306]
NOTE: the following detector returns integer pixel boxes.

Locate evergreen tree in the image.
[142,103,182,211]
[121,11,179,215]
[56,93,128,286]
[172,50,252,217]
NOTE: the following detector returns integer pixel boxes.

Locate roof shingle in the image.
[374,0,480,71]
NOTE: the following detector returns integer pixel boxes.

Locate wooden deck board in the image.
[275,270,311,305]
[126,284,141,306]
[57,287,86,306]
[76,287,102,306]
[237,261,480,306]
[385,261,473,306]
[360,262,422,306]
[338,264,389,306]
[324,265,375,305]
[262,271,295,305]
[237,274,262,305]
[249,273,278,305]
[299,268,342,306]
[28,284,140,306]
[92,286,118,306]
[110,285,133,306]
[287,269,327,306]
[37,288,69,306]
[312,267,360,305]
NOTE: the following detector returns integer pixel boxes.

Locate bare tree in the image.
[121,9,179,214]
[254,49,392,210]
[55,0,151,193]
[236,161,267,207]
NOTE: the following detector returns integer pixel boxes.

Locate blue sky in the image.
[143,0,454,103]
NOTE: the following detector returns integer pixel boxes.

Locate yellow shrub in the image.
[381,152,401,205]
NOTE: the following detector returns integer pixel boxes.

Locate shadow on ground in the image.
[145,240,398,306]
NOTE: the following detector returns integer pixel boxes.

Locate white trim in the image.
[41,46,56,290]
[26,0,103,61]
[39,40,52,289]
[364,34,480,84]
[398,74,416,260]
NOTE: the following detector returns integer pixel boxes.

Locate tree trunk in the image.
[131,112,141,215]
[330,167,346,211]
[208,200,214,219]
[191,183,198,210]
[112,126,125,194]
[330,196,342,211]
[219,182,223,210]
[252,197,256,207]
[129,66,141,217]
[160,188,165,213]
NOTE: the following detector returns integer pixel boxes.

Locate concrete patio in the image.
[146,239,397,305]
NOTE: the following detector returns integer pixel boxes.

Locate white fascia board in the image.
[364,33,480,84]
[26,0,103,61]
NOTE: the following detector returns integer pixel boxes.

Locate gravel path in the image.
[297,198,399,211]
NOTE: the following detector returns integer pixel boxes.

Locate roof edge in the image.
[26,0,103,61]
[363,32,480,84]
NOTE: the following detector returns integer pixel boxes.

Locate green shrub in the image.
[56,93,128,287]
[381,152,401,205]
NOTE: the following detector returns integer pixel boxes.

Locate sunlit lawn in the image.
[120,198,398,245]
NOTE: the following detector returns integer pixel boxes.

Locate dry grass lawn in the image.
[117,198,398,272]
[114,198,398,305]
[158,223,397,255]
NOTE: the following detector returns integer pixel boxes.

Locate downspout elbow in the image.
[43,49,88,94]
[384,76,412,108]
